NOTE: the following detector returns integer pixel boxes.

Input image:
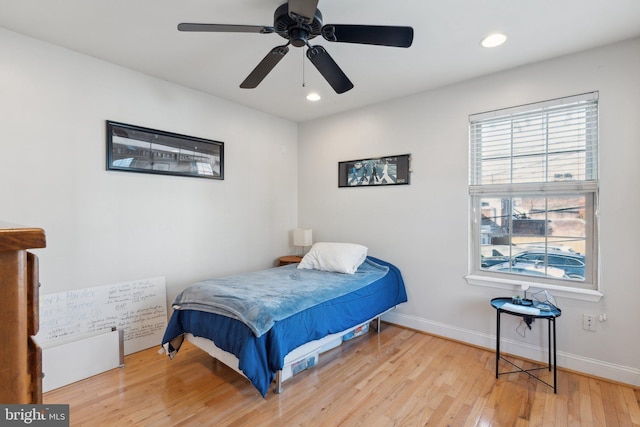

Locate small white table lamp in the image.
[293,229,313,256]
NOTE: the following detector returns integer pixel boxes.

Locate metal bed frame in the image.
[185,312,386,394]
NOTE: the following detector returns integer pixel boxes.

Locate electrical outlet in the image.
[583,314,596,331]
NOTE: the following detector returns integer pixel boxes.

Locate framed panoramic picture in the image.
[338,154,411,187]
[106,121,224,180]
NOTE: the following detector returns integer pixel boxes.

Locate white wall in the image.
[0,28,299,303]
[298,37,640,386]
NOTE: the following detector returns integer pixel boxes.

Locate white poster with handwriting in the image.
[37,277,167,355]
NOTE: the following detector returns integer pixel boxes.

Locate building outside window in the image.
[468,92,599,293]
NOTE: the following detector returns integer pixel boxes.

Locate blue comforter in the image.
[162,257,407,396]
[171,258,389,337]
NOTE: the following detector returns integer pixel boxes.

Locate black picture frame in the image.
[338,154,411,187]
[106,121,224,180]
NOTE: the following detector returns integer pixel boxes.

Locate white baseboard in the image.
[382,311,640,388]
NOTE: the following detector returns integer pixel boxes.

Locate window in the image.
[467,92,599,295]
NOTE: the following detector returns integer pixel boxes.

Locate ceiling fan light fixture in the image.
[306,92,321,101]
[481,33,507,48]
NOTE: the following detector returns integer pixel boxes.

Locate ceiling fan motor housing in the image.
[274,3,323,47]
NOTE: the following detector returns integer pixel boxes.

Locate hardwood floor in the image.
[44,324,640,426]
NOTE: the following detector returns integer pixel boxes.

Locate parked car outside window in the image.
[513,251,585,279]
[488,261,569,279]
[482,250,585,280]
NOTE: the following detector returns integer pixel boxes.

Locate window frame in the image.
[465,93,602,301]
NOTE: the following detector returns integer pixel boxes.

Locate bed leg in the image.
[274,370,283,394]
[377,316,381,333]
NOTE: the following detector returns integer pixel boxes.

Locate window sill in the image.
[465,274,603,302]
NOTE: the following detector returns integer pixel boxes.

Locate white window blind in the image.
[470,92,598,194]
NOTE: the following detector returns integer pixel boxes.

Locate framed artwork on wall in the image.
[338,154,411,187]
[106,121,224,180]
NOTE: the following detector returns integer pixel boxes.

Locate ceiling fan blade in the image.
[322,25,414,47]
[306,45,354,94]
[178,23,274,34]
[287,0,319,23]
[240,45,290,89]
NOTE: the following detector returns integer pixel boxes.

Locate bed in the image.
[161,244,407,397]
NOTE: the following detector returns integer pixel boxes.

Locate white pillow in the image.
[297,242,368,274]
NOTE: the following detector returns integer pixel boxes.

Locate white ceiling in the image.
[1,0,639,122]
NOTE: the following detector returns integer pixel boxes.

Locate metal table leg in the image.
[496,309,501,378]
[552,318,557,393]
[495,310,557,393]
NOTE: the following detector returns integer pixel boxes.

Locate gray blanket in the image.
[171,259,389,337]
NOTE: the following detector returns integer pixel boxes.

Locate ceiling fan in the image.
[177,0,414,94]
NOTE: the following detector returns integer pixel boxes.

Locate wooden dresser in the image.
[0,222,46,404]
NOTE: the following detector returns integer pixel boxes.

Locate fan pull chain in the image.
[302,47,306,88]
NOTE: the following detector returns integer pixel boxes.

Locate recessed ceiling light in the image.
[306,92,321,102]
[481,33,507,48]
